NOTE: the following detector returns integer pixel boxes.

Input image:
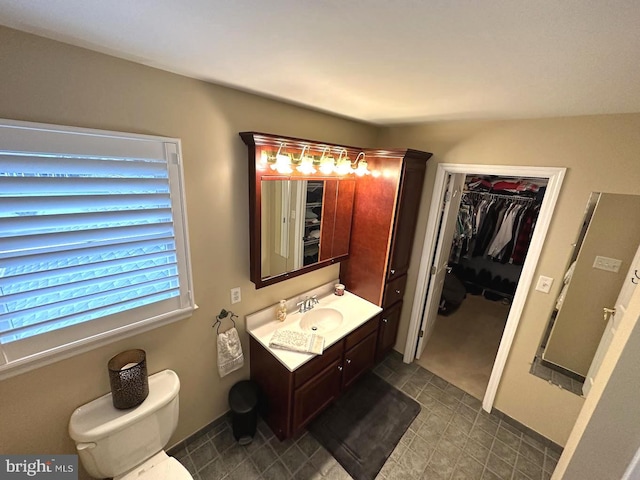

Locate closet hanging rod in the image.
[462,191,536,203]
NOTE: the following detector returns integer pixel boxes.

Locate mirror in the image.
[241,131,362,288]
[258,178,355,286]
[540,193,640,379]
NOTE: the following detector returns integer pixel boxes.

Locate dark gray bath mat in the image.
[307,371,420,480]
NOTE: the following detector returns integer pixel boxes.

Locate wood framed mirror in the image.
[240,132,359,288]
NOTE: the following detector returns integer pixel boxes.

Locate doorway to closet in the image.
[404,164,566,412]
[421,173,547,401]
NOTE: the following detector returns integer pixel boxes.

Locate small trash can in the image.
[228,380,258,445]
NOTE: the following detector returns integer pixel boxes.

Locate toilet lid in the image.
[118,456,192,480]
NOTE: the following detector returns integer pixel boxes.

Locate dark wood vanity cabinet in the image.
[340,150,431,360]
[250,316,380,440]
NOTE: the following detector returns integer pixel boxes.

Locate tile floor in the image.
[529,353,584,397]
[529,312,585,397]
[170,352,561,480]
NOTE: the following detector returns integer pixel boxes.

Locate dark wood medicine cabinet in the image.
[240,132,358,289]
[242,131,432,440]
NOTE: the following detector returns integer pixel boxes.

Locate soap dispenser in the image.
[276,300,287,322]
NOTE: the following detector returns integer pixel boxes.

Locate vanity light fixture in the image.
[353,152,370,176]
[259,142,369,177]
[319,146,335,175]
[271,143,293,174]
[296,145,316,174]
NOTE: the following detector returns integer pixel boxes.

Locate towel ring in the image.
[213,309,238,334]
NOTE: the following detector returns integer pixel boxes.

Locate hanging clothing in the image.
[500,205,529,263]
[473,201,500,256]
[486,204,522,258]
[456,179,543,270]
[484,202,509,256]
[449,203,474,263]
[510,208,536,265]
[460,190,540,263]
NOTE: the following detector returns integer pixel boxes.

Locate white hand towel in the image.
[269,329,325,355]
[217,327,244,377]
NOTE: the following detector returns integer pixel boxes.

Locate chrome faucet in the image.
[297,295,319,313]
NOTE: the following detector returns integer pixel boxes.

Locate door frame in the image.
[404,163,566,412]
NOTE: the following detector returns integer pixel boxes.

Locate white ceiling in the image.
[1,0,639,124]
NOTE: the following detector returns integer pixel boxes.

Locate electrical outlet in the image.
[593,256,622,273]
[535,275,553,294]
[230,287,241,304]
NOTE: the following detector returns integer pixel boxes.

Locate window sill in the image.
[0,304,198,381]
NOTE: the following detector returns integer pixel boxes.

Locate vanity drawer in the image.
[383,274,407,309]
[344,315,380,351]
[294,341,343,388]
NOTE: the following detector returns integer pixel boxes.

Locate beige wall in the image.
[544,194,640,375]
[0,26,378,479]
[379,114,640,444]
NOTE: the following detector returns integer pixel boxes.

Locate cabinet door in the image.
[342,332,377,389]
[292,359,342,432]
[387,157,427,280]
[376,301,403,362]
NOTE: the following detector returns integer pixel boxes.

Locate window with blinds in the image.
[0,120,194,378]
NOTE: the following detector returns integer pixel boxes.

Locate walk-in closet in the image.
[416,174,547,399]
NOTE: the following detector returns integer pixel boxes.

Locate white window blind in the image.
[0,120,194,378]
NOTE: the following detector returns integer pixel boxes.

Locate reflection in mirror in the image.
[319,179,356,261]
[536,193,640,394]
[260,180,297,278]
[260,179,355,282]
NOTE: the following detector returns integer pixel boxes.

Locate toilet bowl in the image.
[69,369,192,480]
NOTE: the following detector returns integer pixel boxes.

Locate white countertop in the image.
[247,289,382,372]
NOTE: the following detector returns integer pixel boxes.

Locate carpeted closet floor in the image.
[415,294,510,400]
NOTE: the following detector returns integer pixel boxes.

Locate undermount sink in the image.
[299,308,344,334]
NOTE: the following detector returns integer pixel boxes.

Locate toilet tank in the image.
[69,370,180,479]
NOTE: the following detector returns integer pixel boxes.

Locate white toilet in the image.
[69,369,193,480]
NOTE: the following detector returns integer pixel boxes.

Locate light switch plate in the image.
[536,275,553,294]
[593,255,622,273]
[230,287,241,304]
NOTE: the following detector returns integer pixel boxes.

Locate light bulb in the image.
[320,156,335,175]
[297,156,316,174]
[335,158,353,175]
[274,153,292,174]
[354,160,369,176]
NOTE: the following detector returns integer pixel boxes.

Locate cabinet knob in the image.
[382,318,388,323]
[390,269,395,275]
[395,289,401,294]
[338,365,343,371]
[346,359,352,364]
